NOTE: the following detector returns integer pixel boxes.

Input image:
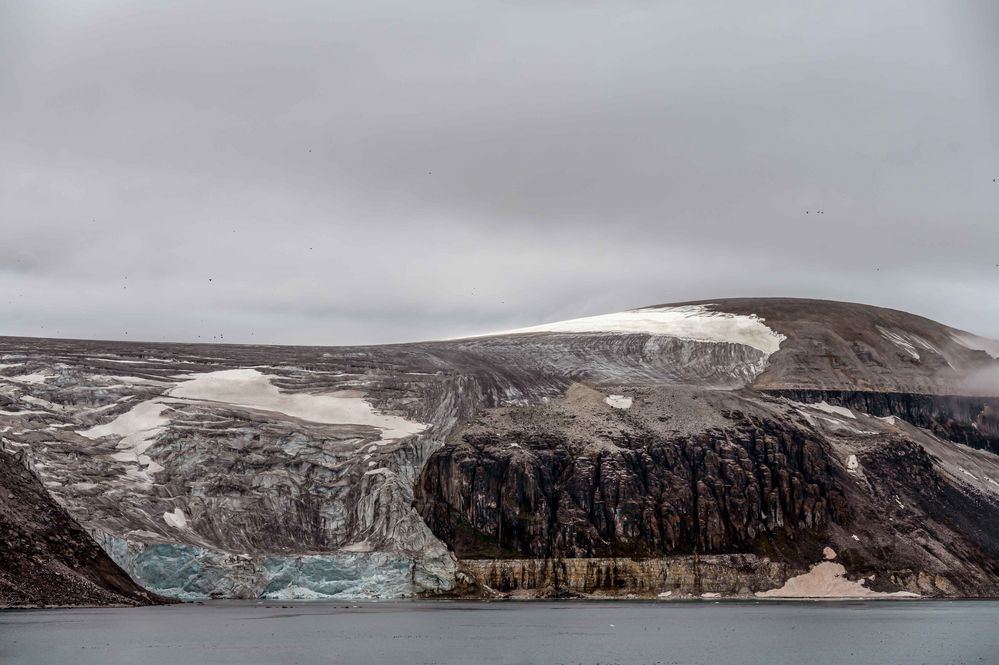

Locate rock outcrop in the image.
[0,446,167,607]
[415,384,999,597]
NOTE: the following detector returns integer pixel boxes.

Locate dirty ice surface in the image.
[169,369,426,441]
[468,304,786,354]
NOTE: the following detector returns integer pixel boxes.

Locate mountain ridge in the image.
[1,297,997,603]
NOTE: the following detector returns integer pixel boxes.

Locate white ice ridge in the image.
[168,369,427,441]
[470,304,786,354]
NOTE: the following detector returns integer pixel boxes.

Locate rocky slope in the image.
[416,384,999,597]
[0,446,166,607]
[1,299,997,600]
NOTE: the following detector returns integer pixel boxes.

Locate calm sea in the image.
[1,600,996,665]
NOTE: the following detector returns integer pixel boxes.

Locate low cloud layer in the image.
[2,1,998,345]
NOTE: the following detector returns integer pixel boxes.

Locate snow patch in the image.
[757,561,918,598]
[79,399,170,455]
[822,547,837,560]
[466,304,786,355]
[960,468,979,481]
[168,369,426,441]
[846,455,860,473]
[877,327,922,360]
[605,394,633,409]
[163,507,188,529]
[809,401,855,419]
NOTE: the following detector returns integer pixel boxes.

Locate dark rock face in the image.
[0,447,167,607]
[418,393,848,561]
[766,389,999,455]
[856,437,999,587]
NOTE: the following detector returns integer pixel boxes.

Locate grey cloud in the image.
[2,0,997,345]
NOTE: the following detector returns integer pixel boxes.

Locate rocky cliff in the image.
[415,384,999,597]
[0,446,167,607]
[2,298,997,600]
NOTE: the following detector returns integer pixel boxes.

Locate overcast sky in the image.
[2,1,997,346]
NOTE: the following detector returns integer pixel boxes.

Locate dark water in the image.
[1,600,996,665]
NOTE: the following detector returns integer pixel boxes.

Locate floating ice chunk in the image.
[163,507,188,529]
[462,304,786,354]
[169,369,426,441]
[605,394,633,409]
